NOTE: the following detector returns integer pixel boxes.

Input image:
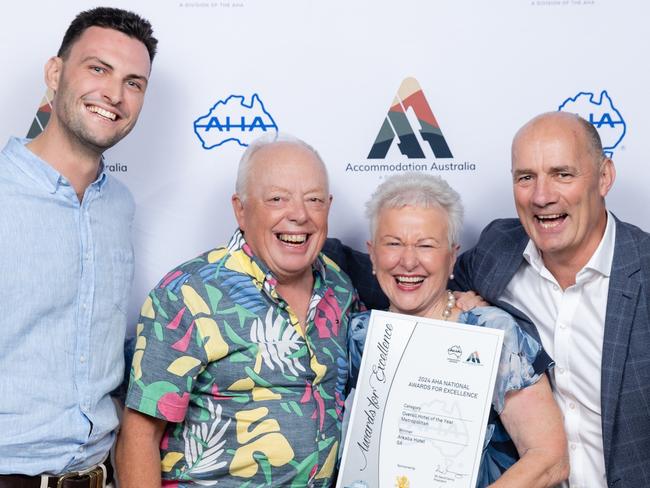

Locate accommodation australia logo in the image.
[346,77,476,174]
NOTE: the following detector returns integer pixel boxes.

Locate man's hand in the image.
[453,290,489,311]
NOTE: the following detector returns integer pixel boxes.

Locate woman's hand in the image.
[453,290,489,311]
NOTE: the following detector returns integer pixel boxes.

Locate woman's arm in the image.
[490,375,569,487]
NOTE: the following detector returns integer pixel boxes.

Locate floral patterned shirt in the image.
[126,230,361,487]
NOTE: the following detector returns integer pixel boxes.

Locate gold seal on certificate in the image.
[337,310,504,488]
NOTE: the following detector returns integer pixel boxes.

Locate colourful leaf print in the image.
[181,399,231,483]
[158,391,191,422]
[251,308,305,376]
[125,230,362,486]
[314,288,341,338]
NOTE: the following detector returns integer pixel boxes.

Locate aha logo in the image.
[447,345,462,359]
[558,90,626,157]
[368,77,453,159]
[193,93,278,149]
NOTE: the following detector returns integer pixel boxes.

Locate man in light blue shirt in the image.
[0,7,157,487]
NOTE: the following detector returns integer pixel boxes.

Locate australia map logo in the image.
[558,90,626,157]
[368,77,453,159]
[193,93,278,149]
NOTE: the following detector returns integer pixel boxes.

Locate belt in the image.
[0,456,113,488]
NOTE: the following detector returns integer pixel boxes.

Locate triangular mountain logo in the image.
[368,77,453,159]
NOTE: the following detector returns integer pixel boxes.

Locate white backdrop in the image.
[2,0,648,328]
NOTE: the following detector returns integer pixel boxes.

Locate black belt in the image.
[0,456,113,488]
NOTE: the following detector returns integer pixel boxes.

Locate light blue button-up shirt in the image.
[0,137,135,475]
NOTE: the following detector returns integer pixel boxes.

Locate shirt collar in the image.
[522,210,616,279]
[582,210,616,278]
[5,137,108,193]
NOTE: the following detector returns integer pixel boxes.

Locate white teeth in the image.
[278,234,307,244]
[88,105,117,121]
[539,220,561,229]
[396,276,424,284]
[536,214,565,229]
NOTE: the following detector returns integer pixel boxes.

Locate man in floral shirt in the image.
[116,134,360,487]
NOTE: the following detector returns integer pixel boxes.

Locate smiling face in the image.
[232,142,332,285]
[47,26,151,153]
[511,113,615,270]
[368,205,457,318]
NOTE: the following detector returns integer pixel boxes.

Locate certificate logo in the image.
[395,475,410,488]
[465,351,481,364]
[447,345,462,363]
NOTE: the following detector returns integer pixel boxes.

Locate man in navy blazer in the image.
[324,111,649,487]
[452,112,650,487]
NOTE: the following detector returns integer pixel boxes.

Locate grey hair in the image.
[365,172,464,248]
[235,132,329,201]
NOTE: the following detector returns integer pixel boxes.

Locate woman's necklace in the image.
[441,290,456,321]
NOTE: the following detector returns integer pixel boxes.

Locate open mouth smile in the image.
[535,213,567,229]
[394,275,425,288]
[87,104,118,121]
[276,233,309,246]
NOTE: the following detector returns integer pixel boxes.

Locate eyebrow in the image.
[81,55,149,83]
[512,164,575,177]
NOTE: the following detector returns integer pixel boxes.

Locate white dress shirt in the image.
[500,212,616,488]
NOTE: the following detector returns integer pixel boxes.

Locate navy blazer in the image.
[453,217,650,487]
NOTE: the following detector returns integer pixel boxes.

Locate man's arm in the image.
[491,375,569,487]
[116,408,168,488]
[322,238,388,310]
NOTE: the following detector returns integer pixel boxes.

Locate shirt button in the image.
[570,443,577,451]
[557,367,565,374]
[569,402,576,410]
[80,355,86,363]
[553,284,559,291]
[559,323,566,330]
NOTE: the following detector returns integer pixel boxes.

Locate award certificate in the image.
[337,310,504,488]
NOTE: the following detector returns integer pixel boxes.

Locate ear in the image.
[366,240,377,271]
[449,244,460,276]
[231,194,246,231]
[598,158,616,198]
[44,56,63,92]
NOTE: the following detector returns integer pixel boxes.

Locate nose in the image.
[102,77,123,106]
[400,245,418,270]
[287,198,308,224]
[531,176,557,208]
